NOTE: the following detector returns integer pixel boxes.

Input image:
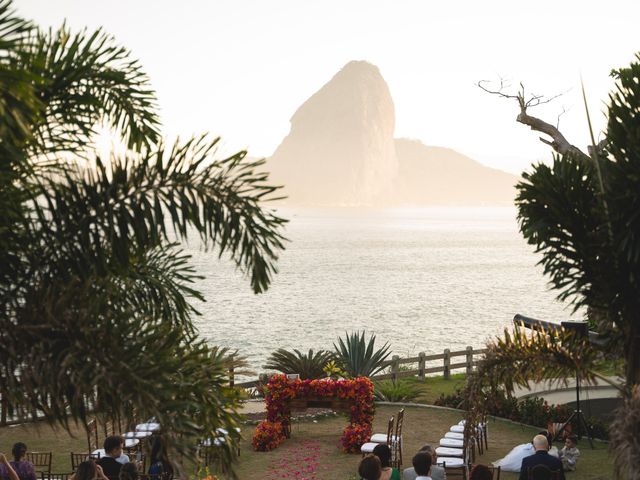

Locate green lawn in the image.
[0,404,612,479]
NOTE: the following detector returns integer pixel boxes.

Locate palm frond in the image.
[21,136,287,294]
[18,22,160,154]
[264,349,334,380]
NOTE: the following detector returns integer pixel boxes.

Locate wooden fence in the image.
[0,346,487,426]
[232,346,487,389]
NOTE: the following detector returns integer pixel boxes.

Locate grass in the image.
[404,373,467,404]
[0,404,613,479]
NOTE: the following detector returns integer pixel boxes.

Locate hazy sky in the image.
[16,0,640,174]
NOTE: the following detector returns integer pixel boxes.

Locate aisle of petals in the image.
[265,439,334,480]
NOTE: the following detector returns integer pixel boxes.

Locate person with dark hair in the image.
[72,460,108,480]
[403,445,444,480]
[148,436,173,479]
[559,435,580,471]
[97,436,127,479]
[0,453,20,480]
[372,444,400,480]
[358,454,382,480]
[468,464,493,480]
[412,452,432,480]
[0,443,35,480]
[118,463,138,480]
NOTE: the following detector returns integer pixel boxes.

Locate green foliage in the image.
[263,349,334,380]
[322,360,346,379]
[0,1,287,477]
[471,52,640,478]
[333,331,391,378]
[515,54,640,386]
[436,388,609,440]
[373,380,420,402]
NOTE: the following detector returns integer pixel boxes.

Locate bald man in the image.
[518,434,565,480]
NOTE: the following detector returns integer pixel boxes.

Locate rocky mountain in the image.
[266,61,517,206]
[267,60,398,205]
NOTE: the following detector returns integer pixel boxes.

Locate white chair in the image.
[435,446,464,458]
[438,437,463,448]
[369,415,395,444]
[361,415,394,454]
[449,424,464,433]
[135,422,161,432]
[124,438,140,449]
[445,432,464,440]
[437,457,464,468]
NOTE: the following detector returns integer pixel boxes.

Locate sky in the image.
[16,0,640,174]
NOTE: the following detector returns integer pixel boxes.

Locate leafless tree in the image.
[477,79,605,161]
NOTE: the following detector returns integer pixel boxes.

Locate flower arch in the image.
[252,374,374,452]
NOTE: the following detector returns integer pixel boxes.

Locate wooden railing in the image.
[0,347,487,425]
[232,346,487,389]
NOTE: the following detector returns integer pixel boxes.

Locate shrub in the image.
[373,380,421,402]
[434,388,609,439]
[263,348,334,380]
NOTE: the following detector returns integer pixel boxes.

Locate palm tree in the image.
[470,54,640,477]
[0,1,286,476]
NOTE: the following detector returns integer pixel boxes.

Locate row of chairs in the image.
[38,474,172,480]
[69,452,147,472]
[360,408,405,469]
[434,417,492,479]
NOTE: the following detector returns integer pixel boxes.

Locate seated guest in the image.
[72,461,109,480]
[412,452,433,480]
[468,464,493,480]
[118,463,138,480]
[0,453,20,480]
[518,435,565,480]
[0,443,35,480]
[373,444,400,480]
[494,430,558,472]
[358,454,382,480]
[559,436,580,472]
[148,436,173,478]
[403,445,445,480]
[97,436,128,478]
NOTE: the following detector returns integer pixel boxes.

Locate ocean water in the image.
[186,207,578,376]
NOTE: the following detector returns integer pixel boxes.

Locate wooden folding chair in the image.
[86,419,99,452]
[391,408,404,470]
[26,452,52,476]
[361,415,394,455]
[527,465,562,480]
[70,452,100,470]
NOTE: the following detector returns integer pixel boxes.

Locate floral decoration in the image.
[252,420,287,451]
[252,374,374,452]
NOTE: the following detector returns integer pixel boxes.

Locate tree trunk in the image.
[625,318,640,390]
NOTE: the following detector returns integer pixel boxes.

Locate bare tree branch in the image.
[477,80,594,161]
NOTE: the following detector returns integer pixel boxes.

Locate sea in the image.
[185,207,579,377]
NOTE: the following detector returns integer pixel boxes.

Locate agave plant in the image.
[333,331,391,378]
[263,348,334,380]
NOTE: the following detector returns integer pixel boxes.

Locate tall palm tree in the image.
[468,54,640,478]
[0,1,286,476]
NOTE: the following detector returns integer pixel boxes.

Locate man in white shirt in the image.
[412,451,433,480]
